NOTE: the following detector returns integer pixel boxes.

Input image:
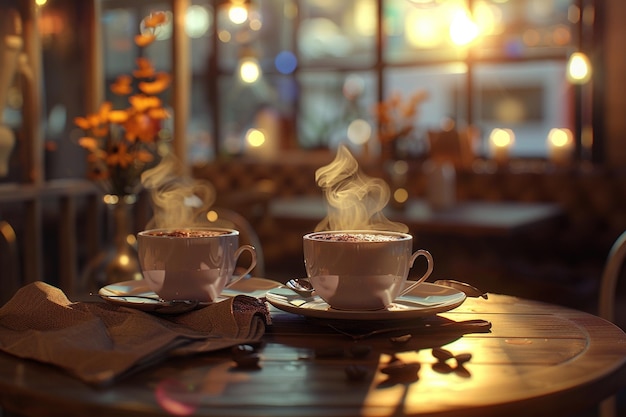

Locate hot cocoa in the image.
[303,230,433,310]
[137,227,256,301]
[311,232,402,242]
[146,229,229,238]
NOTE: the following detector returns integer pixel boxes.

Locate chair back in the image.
[0,221,20,305]
[597,230,626,417]
[598,230,626,322]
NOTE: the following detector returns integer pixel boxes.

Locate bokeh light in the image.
[393,188,409,204]
[346,119,372,145]
[490,128,515,148]
[185,5,211,38]
[239,58,261,83]
[274,51,297,75]
[246,129,266,147]
[449,10,478,46]
[228,5,248,25]
[567,52,592,84]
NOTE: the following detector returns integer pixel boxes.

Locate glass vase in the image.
[81,194,142,293]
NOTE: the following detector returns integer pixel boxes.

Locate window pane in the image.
[219,73,295,158]
[102,8,138,77]
[473,0,577,59]
[217,0,296,73]
[472,61,572,157]
[299,0,377,68]
[383,0,470,63]
[298,71,376,155]
[188,2,215,163]
[384,65,467,157]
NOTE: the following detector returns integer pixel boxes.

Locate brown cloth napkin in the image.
[0,281,271,386]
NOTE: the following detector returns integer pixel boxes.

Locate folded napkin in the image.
[0,281,270,386]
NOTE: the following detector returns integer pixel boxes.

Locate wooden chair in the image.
[598,230,626,417]
[0,220,20,305]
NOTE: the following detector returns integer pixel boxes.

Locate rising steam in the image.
[141,154,216,229]
[315,145,408,232]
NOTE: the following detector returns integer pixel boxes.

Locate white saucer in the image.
[265,282,466,320]
[99,277,282,314]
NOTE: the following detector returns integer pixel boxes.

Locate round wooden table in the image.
[0,292,625,417]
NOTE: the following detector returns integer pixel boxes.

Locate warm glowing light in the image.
[346,119,371,145]
[35,0,47,6]
[567,52,592,84]
[119,255,130,266]
[228,5,248,24]
[473,2,500,36]
[547,128,572,148]
[218,30,232,42]
[406,9,443,48]
[406,0,438,7]
[393,188,409,204]
[206,210,219,222]
[246,129,266,147]
[103,194,119,205]
[239,58,260,83]
[126,234,136,246]
[490,128,514,148]
[354,0,376,37]
[450,10,478,46]
[489,128,514,165]
[547,128,574,164]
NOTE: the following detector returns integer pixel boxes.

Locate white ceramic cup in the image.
[303,230,434,310]
[137,227,257,302]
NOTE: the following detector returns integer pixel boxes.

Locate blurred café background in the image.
[1,0,625,327]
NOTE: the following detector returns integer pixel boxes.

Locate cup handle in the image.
[399,249,434,297]
[226,244,257,288]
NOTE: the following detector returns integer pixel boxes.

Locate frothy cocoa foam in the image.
[147,230,229,238]
[312,232,403,242]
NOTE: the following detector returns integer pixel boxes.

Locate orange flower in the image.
[74,116,92,130]
[138,72,171,95]
[135,33,156,47]
[148,107,170,120]
[73,10,170,196]
[143,11,167,28]
[111,75,133,96]
[98,102,112,119]
[124,113,160,143]
[129,94,161,112]
[106,142,134,168]
[109,110,130,124]
[133,57,155,79]
[372,90,428,145]
[78,137,99,151]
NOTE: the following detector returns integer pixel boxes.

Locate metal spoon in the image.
[434,279,488,299]
[285,278,488,299]
[285,278,315,297]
